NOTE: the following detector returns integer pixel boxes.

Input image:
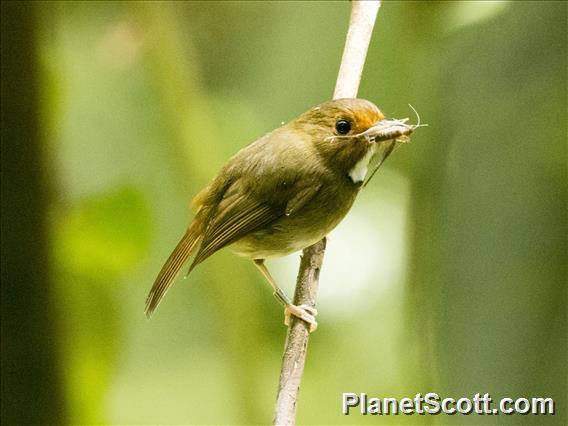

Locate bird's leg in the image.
[253,259,318,332]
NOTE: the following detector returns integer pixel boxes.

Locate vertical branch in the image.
[334,1,381,100]
[272,238,326,426]
[273,1,381,425]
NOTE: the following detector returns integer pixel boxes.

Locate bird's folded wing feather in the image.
[189,175,321,269]
[285,183,321,216]
[189,192,281,269]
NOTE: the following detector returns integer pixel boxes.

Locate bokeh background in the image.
[1,1,566,425]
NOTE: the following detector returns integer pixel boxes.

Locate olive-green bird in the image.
[145,98,415,330]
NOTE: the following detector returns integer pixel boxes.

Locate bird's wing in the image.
[285,183,322,216]
[189,192,280,268]
[189,175,322,269]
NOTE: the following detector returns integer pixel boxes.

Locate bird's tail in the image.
[145,222,202,318]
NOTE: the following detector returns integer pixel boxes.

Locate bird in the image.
[145,98,416,331]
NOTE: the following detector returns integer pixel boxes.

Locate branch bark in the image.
[273,1,381,425]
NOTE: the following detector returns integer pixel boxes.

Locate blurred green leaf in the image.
[55,186,151,277]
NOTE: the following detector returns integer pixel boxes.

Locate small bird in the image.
[145,98,416,330]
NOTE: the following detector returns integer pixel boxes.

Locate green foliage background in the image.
[5,1,567,424]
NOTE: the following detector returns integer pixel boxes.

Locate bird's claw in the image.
[284,304,318,332]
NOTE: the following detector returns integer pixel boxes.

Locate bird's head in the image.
[292,98,415,184]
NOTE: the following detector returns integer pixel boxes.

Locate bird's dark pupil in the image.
[336,120,351,135]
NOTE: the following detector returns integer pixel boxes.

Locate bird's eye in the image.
[335,119,351,135]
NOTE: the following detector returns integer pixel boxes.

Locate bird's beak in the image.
[361,118,415,143]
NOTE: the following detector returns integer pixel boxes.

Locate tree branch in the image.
[334,1,381,100]
[273,1,381,425]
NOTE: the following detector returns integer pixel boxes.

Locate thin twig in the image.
[273,1,381,425]
[334,1,381,100]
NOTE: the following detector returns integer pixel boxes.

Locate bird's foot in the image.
[284,304,318,332]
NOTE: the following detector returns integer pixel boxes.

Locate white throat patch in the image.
[348,144,377,183]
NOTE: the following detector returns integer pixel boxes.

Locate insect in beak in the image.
[362,105,427,187]
[361,117,415,144]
